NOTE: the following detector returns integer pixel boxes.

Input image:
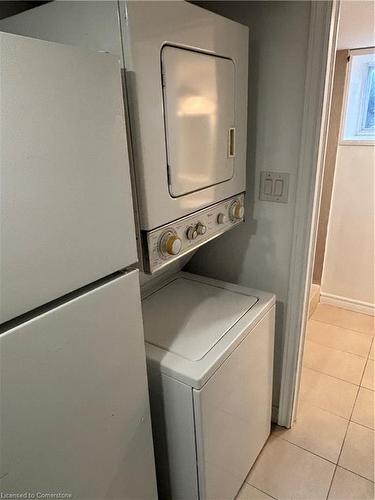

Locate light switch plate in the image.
[259,171,289,203]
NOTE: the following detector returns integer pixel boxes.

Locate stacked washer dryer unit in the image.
[119,1,250,273]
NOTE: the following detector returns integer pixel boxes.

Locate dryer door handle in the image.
[228,127,236,158]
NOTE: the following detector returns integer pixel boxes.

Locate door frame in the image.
[277,0,341,428]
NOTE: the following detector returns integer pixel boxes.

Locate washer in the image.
[142,272,276,500]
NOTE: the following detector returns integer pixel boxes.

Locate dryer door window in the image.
[161,46,235,198]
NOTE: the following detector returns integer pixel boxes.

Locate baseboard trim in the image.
[320,292,375,316]
[309,284,321,317]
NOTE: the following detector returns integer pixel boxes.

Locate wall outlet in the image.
[259,171,290,203]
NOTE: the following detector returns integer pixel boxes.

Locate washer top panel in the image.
[142,272,276,388]
[142,277,257,361]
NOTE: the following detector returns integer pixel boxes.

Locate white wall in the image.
[188,1,312,410]
[337,1,375,50]
[321,145,375,314]
[321,0,375,315]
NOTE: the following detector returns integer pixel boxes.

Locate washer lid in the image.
[142,278,257,361]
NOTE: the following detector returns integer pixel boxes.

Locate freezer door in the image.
[0,32,137,323]
[162,46,236,197]
[193,308,275,500]
[0,270,157,499]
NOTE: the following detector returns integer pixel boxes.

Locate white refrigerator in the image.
[0,32,157,499]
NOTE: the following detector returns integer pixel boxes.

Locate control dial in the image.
[186,226,198,240]
[196,223,207,235]
[159,231,182,257]
[217,213,228,225]
[229,200,245,221]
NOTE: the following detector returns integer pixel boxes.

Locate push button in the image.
[217,213,228,224]
[196,223,207,235]
[264,179,273,195]
[274,179,284,197]
[186,226,198,240]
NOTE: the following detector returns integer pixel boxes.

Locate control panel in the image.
[142,193,245,273]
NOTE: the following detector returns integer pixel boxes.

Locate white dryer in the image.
[142,273,275,500]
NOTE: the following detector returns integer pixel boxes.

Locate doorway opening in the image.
[290,0,374,491]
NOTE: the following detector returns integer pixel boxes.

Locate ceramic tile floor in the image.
[237,304,375,500]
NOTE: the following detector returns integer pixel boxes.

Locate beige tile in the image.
[328,467,374,500]
[352,387,375,430]
[306,320,372,358]
[299,367,358,419]
[274,403,348,463]
[236,483,273,500]
[361,359,375,391]
[339,422,375,481]
[369,340,374,360]
[303,340,366,384]
[312,304,375,336]
[246,436,335,500]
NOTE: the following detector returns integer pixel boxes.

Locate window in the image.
[360,65,374,132]
[341,48,375,143]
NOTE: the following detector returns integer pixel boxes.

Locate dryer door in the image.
[162,46,235,197]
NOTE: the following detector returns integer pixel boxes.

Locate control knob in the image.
[217,213,228,224]
[196,222,207,235]
[159,232,182,256]
[229,200,245,221]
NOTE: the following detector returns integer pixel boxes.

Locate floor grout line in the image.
[271,433,339,466]
[323,316,369,499]
[333,352,367,483]
[298,399,351,421]
[350,418,375,431]
[308,308,375,497]
[325,464,337,499]
[309,317,375,337]
[247,307,374,500]
[336,464,375,484]
[305,337,372,359]
[275,434,339,466]
[327,409,353,498]
[243,481,278,499]
[348,419,375,432]
[302,364,361,387]
[310,316,375,337]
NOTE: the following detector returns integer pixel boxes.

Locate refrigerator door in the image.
[0,270,157,499]
[0,32,137,323]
